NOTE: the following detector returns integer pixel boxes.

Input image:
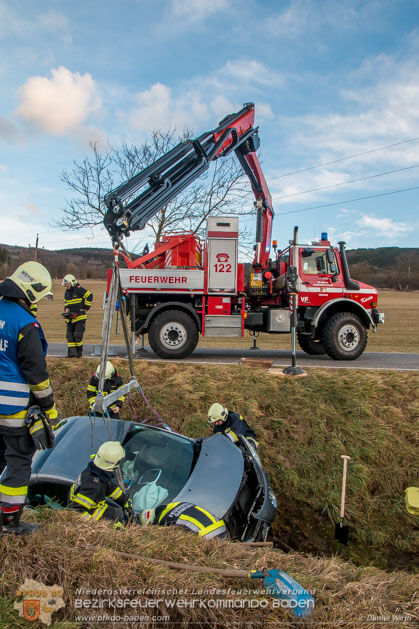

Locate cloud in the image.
[38,10,68,31]
[356,214,411,237]
[127,59,276,135]
[170,0,229,23]
[0,116,22,143]
[23,202,40,215]
[15,66,102,136]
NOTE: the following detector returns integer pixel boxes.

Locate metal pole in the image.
[131,293,136,355]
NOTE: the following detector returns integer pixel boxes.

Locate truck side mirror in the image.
[326,249,334,264]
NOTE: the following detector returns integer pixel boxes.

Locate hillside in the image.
[0,242,419,289]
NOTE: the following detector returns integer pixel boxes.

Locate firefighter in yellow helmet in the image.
[69,441,132,523]
[139,502,227,540]
[86,361,125,418]
[0,262,59,535]
[207,403,258,449]
[62,274,93,357]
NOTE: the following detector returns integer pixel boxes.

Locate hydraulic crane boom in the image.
[103,102,274,270]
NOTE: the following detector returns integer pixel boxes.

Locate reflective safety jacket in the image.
[213,410,258,448]
[86,372,125,410]
[69,461,128,521]
[154,502,227,540]
[64,284,93,324]
[0,297,55,428]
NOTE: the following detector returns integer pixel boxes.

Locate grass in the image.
[49,359,419,573]
[0,510,417,628]
[36,281,419,354]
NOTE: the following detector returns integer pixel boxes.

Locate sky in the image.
[1,0,419,257]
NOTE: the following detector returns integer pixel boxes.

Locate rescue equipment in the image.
[335,455,351,545]
[81,543,315,619]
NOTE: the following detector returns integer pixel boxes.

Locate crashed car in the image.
[25,416,277,542]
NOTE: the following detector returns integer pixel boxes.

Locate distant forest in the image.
[0,243,418,291]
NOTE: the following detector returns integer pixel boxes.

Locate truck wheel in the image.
[297,333,326,355]
[148,310,198,359]
[321,312,367,360]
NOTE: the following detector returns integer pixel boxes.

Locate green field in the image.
[37,281,419,354]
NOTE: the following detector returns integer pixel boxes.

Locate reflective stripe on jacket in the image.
[155,502,227,539]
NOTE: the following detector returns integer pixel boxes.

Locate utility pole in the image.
[34,234,39,261]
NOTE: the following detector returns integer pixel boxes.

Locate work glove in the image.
[139,508,156,526]
[113,521,125,531]
[25,406,55,450]
[45,404,60,429]
[124,498,133,510]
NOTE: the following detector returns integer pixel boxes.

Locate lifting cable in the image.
[89,242,167,443]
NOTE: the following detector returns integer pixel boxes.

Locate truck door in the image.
[298,248,344,307]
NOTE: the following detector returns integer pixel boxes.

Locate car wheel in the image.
[321,312,367,360]
[148,310,199,359]
[297,332,326,355]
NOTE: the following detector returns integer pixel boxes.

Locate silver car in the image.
[26,416,277,541]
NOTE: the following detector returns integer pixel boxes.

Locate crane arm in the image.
[103,102,274,270]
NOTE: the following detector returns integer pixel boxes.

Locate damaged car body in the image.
[25,416,276,542]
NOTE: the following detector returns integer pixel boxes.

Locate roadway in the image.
[47,342,419,371]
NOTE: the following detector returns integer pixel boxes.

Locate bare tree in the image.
[55,129,254,249]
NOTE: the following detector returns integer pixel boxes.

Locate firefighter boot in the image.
[77,345,83,358]
[0,504,38,536]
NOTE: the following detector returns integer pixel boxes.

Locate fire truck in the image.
[103,103,384,361]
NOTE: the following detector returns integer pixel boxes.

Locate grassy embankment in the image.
[38,281,419,354]
[0,363,418,627]
[0,286,417,627]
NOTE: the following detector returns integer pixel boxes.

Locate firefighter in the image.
[0,262,59,535]
[86,361,125,418]
[207,403,258,449]
[139,502,227,540]
[69,441,131,524]
[62,274,93,357]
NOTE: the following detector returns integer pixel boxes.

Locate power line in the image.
[269,136,419,181]
[275,185,419,217]
[272,163,419,200]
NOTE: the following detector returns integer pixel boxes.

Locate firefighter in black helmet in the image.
[62,274,93,357]
[0,262,59,535]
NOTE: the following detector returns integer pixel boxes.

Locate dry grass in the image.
[49,360,419,573]
[36,281,419,354]
[0,510,417,628]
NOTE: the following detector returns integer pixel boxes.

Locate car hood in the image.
[173,433,244,519]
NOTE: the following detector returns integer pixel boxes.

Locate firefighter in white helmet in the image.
[62,274,93,358]
[69,441,132,523]
[0,262,59,535]
[139,502,227,540]
[86,361,125,418]
[207,403,258,449]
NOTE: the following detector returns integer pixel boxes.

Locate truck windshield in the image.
[301,250,336,275]
[121,426,195,508]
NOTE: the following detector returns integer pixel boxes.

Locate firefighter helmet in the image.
[96,361,115,379]
[94,441,125,471]
[139,508,156,526]
[62,274,77,287]
[208,403,228,423]
[5,261,52,304]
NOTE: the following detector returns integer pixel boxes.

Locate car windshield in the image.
[120,425,196,511]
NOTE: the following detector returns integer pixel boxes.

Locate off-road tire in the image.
[321,312,367,360]
[297,332,326,355]
[148,310,198,359]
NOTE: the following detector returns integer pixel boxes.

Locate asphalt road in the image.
[47,342,419,371]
